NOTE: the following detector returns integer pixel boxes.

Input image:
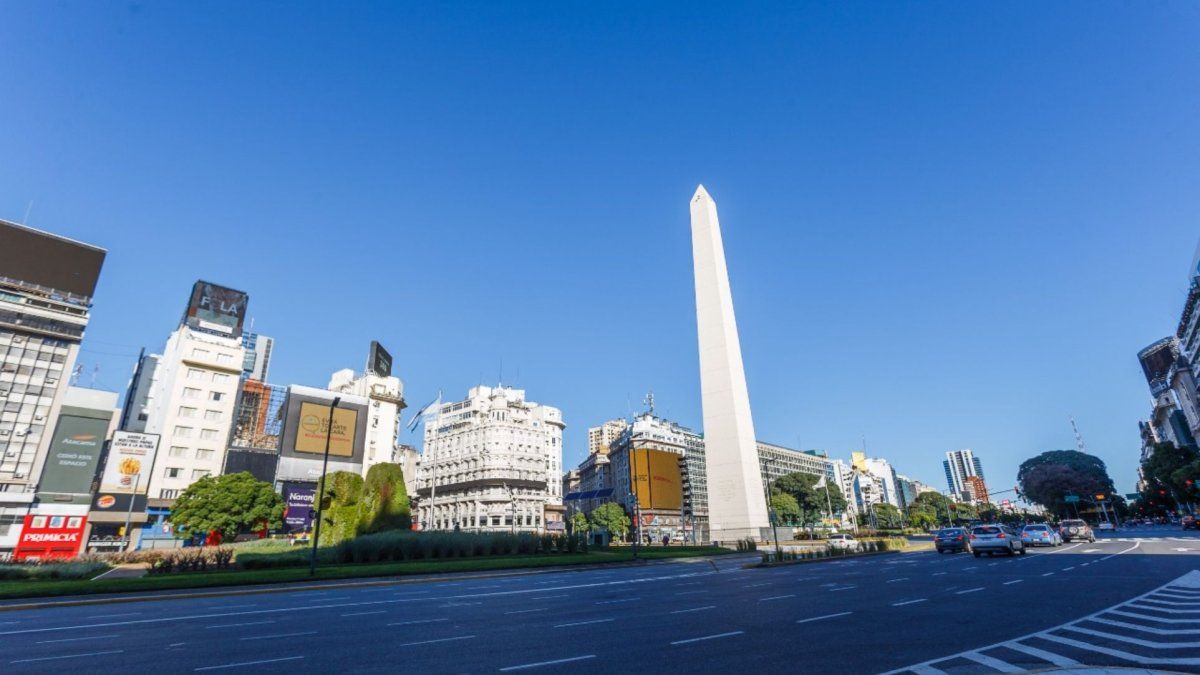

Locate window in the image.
[166,467,182,478]
[199,429,218,441]
[216,353,233,364]
[203,410,220,421]
[30,515,46,528]
[183,387,201,400]
[211,373,229,384]
[195,448,214,461]
[168,446,188,458]
[187,368,205,381]
[160,489,179,499]
[66,517,81,528]
[210,392,223,402]
[174,426,193,438]
[179,406,197,418]
[191,469,210,480]
[191,348,210,358]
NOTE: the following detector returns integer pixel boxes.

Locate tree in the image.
[170,472,283,541]
[590,502,630,538]
[316,471,365,546]
[773,472,848,524]
[909,492,953,525]
[568,511,590,534]
[1018,450,1116,516]
[907,506,937,530]
[769,490,801,525]
[873,502,902,528]
[1141,442,1200,511]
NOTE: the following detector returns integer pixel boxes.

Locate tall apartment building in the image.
[327,363,406,476]
[418,386,564,533]
[587,419,627,456]
[944,448,985,500]
[240,332,274,381]
[141,281,249,501]
[0,220,106,556]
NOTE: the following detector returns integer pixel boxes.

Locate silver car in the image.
[970,525,1026,557]
[1021,524,1061,547]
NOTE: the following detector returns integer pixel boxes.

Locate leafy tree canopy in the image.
[773,472,848,521]
[170,472,283,540]
[568,511,590,534]
[591,502,631,538]
[769,490,801,525]
[1017,450,1116,514]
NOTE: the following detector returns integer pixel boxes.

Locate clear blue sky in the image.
[3,3,1198,496]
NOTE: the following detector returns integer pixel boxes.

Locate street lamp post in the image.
[122,472,141,551]
[309,396,341,577]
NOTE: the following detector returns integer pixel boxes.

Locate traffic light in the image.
[1188,480,1195,488]
[1094,494,1106,501]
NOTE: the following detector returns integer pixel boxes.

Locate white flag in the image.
[814,475,827,490]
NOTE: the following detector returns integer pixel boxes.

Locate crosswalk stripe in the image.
[1059,624,1200,648]
[1087,616,1200,635]
[1036,632,1200,666]
[1002,640,1079,667]
[1106,608,1200,624]
[962,652,1023,672]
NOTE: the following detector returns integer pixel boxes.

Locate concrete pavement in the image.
[1,526,1199,673]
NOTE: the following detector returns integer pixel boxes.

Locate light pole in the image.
[122,472,141,551]
[309,396,340,577]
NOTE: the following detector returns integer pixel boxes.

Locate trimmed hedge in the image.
[0,561,110,581]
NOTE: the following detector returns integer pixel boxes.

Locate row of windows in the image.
[187,368,232,384]
[179,406,222,421]
[172,426,222,441]
[182,387,224,402]
[168,446,216,461]
[164,467,210,480]
[190,348,235,365]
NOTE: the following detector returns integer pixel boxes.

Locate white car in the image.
[828,534,860,552]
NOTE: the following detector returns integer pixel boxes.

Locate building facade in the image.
[944,449,985,500]
[417,386,564,533]
[587,418,627,456]
[240,332,274,381]
[327,367,406,476]
[0,220,106,557]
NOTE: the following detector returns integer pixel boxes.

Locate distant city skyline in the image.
[3,4,1198,495]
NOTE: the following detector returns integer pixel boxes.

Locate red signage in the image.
[14,514,88,561]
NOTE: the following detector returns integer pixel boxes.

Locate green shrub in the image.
[0,561,110,581]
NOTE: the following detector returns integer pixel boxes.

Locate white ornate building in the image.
[417,386,563,533]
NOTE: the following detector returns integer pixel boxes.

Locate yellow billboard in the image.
[294,402,358,457]
[630,448,683,511]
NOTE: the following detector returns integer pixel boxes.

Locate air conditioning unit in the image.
[13,472,24,478]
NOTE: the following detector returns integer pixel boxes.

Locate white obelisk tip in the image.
[692,184,711,202]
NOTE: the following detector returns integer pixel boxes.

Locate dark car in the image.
[934,527,970,554]
[1058,519,1095,543]
[1183,515,1197,530]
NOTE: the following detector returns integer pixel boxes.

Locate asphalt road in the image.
[2,526,1200,673]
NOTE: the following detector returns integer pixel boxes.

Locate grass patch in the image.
[0,546,730,601]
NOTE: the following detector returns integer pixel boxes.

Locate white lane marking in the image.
[554,618,614,628]
[35,634,119,644]
[963,566,977,570]
[671,630,744,645]
[671,606,716,614]
[1127,602,1200,613]
[886,578,909,583]
[962,651,1023,673]
[1062,566,1075,571]
[340,610,386,617]
[1042,572,1055,577]
[829,585,857,592]
[742,583,771,588]
[205,620,275,629]
[1106,608,1200,624]
[932,572,947,576]
[1141,597,1200,607]
[1003,580,1023,585]
[11,650,123,665]
[387,618,449,626]
[1060,624,1200,648]
[759,594,796,602]
[531,595,569,600]
[440,601,483,607]
[207,604,258,610]
[84,612,140,619]
[675,590,708,596]
[1083,549,1102,553]
[595,598,639,605]
[500,655,597,671]
[956,587,984,595]
[988,563,999,567]
[240,630,318,641]
[892,599,927,607]
[195,656,304,671]
[504,608,548,615]
[908,666,946,675]
[396,635,476,647]
[1098,542,1141,561]
[1036,632,1200,666]
[797,611,854,623]
[1002,640,1078,667]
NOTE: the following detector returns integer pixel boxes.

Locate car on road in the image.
[1183,516,1197,530]
[934,527,970,554]
[1021,523,1062,547]
[1058,519,1095,543]
[1096,522,1114,531]
[828,533,860,552]
[969,525,1026,557]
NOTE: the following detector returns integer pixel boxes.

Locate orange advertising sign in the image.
[629,448,683,511]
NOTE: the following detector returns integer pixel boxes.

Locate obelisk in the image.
[690,185,769,543]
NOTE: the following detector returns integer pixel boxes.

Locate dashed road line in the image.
[671,631,744,645]
[956,587,984,595]
[554,618,614,629]
[194,656,303,671]
[500,655,597,671]
[892,599,927,607]
[797,611,853,623]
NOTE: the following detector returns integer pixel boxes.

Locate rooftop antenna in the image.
[21,201,33,225]
[1070,416,1088,454]
[498,357,503,388]
[642,390,655,416]
[89,365,99,388]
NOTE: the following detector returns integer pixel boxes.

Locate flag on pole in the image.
[405,391,442,433]
[814,475,827,490]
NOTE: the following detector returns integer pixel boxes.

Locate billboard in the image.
[369,341,393,377]
[630,448,683,511]
[1138,337,1178,396]
[294,402,358,457]
[98,431,159,495]
[184,280,248,338]
[37,415,108,499]
[282,482,315,532]
[0,220,106,298]
[14,514,88,560]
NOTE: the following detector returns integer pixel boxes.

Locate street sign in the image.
[1126,493,1139,501]
[1065,495,1080,504]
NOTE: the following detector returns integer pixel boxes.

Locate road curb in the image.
[0,553,745,612]
[753,544,932,568]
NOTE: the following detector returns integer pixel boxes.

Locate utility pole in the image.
[310,396,341,577]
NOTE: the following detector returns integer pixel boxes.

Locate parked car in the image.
[934,527,970,554]
[1058,519,1095,543]
[1183,516,1197,530]
[1021,524,1061,547]
[828,533,860,552]
[1096,522,1115,531]
[969,525,1026,557]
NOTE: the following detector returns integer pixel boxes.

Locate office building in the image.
[587,418,627,456]
[853,451,904,508]
[222,379,287,483]
[964,475,990,504]
[690,185,769,541]
[327,346,406,476]
[417,386,564,533]
[0,219,106,557]
[944,449,985,500]
[241,332,274,381]
[757,443,833,488]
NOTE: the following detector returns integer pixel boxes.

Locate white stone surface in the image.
[690,185,769,541]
